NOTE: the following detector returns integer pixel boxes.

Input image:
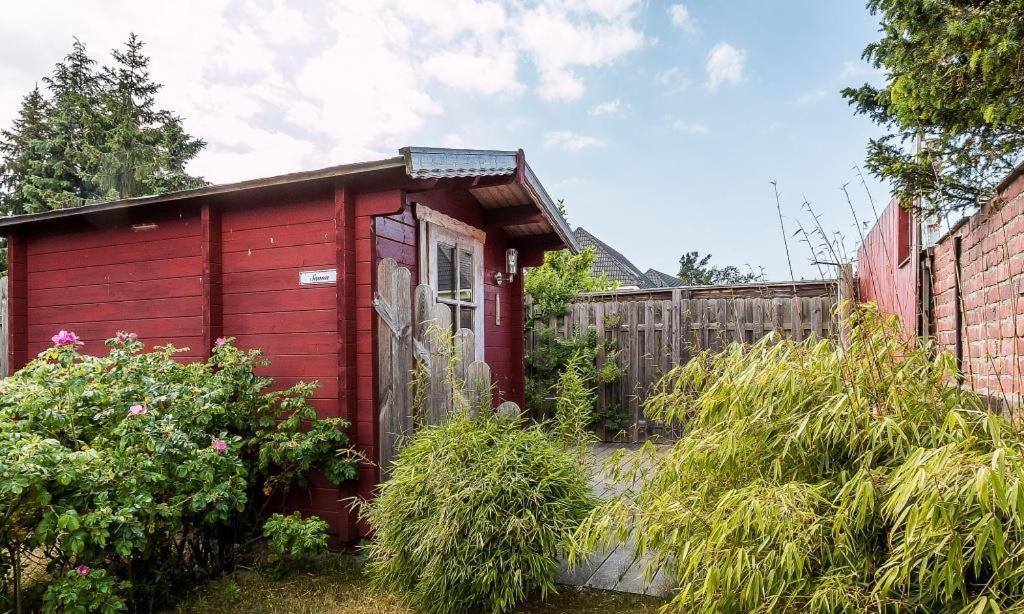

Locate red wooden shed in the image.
[0,146,578,541]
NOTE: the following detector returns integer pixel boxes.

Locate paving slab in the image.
[559,443,673,597]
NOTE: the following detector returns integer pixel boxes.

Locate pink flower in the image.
[214,337,227,347]
[211,437,227,454]
[116,331,138,342]
[76,565,90,576]
[128,404,147,416]
[51,330,82,346]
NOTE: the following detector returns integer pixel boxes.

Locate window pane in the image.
[437,242,455,300]
[459,306,474,331]
[458,249,474,301]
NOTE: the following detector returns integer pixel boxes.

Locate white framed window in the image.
[415,204,485,359]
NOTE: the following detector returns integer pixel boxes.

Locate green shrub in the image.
[551,350,598,454]
[364,412,596,614]
[0,332,357,612]
[525,326,620,427]
[41,567,126,614]
[574,303,1024,612]
[524,248,614,320]
[263,512,330,562]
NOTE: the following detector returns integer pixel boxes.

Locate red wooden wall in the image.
[856,197,919,338]
[23,209,206,359]
[7,179,533,543]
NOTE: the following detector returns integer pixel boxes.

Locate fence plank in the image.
[526,283,840,442]
[375,258,412,480]
[453,328,475,383]
[465,360,492,415]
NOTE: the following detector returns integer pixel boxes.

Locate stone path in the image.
[556,443,673,597]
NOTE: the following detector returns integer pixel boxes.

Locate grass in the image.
[174,554,666,614]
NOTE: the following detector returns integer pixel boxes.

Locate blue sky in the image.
[0,1,889,279]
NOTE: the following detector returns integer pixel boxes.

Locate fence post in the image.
[526,283,841,442]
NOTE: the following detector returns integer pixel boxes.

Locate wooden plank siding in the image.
[4,177,540,544]
[24,211,205,359]
[528,288,839,441]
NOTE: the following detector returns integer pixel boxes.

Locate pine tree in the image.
[0,34,206,216]
[153,114,205,193]
[0,86,52,215]
[96,34,205,199]
[40,37,105,208]
[844,0,1024,213]
[95,32,159,199]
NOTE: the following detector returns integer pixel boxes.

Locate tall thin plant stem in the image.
[771,180,796,283]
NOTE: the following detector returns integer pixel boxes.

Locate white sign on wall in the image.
[299,269,337,285]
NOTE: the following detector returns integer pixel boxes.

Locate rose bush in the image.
[0,332,358,612]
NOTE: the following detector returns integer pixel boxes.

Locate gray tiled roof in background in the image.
[644,268,687,288]
[573,227,685,289]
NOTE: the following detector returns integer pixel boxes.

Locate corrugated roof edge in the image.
[402,146,578,252]
[0,156,406,229]
[401,146,518,179]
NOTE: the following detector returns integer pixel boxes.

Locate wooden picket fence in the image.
[527,280,846,442]
[375,258,519,479]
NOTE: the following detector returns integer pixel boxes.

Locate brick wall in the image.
[930,166,1024,405]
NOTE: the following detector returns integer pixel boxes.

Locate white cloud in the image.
[544,130,602,151]
[797,89,828,105]
[442,133,466,148]
[423,48,524,96]
[518,2,646,101]
[590,99,629,116]
[667,4,695,33]
[705,42,746,91]
[0,0,645,184]
[656,66,690,92]
[668,117,709,134]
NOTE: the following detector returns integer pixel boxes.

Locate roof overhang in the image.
[0,146,580,252]
[401,147,578,252]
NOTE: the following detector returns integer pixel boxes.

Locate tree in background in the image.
[677,250,763,285]
[33,38,105,210]
[0,87,52,216]
[96,33,205,199]
[844,0,1024,214]
[524,247,615,319]
[0,35,205,216]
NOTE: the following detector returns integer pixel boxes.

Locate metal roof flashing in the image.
[401,146,518,179]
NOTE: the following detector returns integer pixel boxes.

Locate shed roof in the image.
[0,146,578,252]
